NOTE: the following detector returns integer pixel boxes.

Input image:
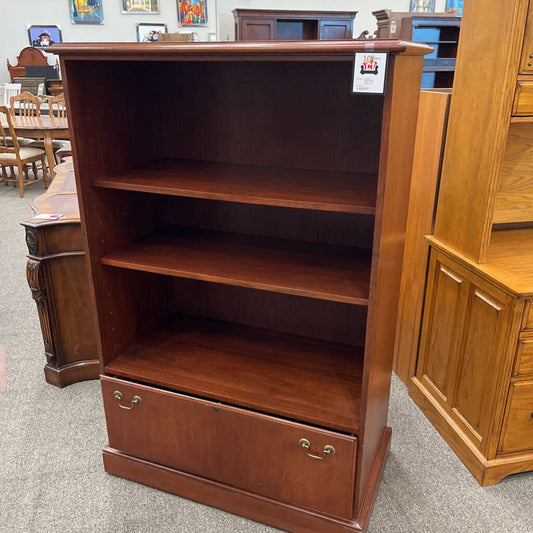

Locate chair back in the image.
[0,106,19,155]
[10,91,41,117]
[48,93,67,118]
[2,83,21,107]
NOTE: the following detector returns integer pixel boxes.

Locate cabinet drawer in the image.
[499,381,533,454]
[101,376,357,519]
[514,336,533,377]
[512,80,533,116]
[522,301,533,331]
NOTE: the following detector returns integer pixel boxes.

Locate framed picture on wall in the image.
[27,25,63,48]
[409,0,435,12]
[121,0,159,14]
[69,0,104,24]
[136,23,167,42]
[446,0,464,15]
[178,0,208,26]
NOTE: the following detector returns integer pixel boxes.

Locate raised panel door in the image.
[417,253,468,403]
[451,284,513,448]
[241,19,275,41]
[319,20,352,40]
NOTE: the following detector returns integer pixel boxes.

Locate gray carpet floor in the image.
[1,183,532,533]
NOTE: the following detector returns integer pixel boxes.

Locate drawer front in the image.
[514,336,533,377]
[522,300,533,331]
[512,80,533,116]
[101,376,357,518]
[499,381,533,454]
[519,3,533,74]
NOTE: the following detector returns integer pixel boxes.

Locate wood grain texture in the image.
[512,79,533,115]
[103,447,369,532]
[495,122,533,223]
[94,159,377,214]
[513,335,533,377]
[104,314,363,433]
[519,1,533,73]
[355,52,423,511]
[433,0,530,262]
[427,230,533,297]
[498,380,533,453]
[51,40,431,60]
[102,228,371,305]
[102,376,357,518]
[393,90,451,384]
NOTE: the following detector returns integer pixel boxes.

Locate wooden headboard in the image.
[7,47,58,82]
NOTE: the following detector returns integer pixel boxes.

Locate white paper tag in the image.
[33,214,63,220]
[352,52,388,95]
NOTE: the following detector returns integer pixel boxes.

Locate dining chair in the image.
[2,83,21,107]
[10,91,41,117]
[0,106,49,197]
[47,93,67,118]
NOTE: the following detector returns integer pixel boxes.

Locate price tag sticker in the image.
[352,52,388,95]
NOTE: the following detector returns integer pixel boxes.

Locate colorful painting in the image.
[409,0,435,12]
[446,0,464,15]
[178,0,207,26]
[137,23,167,42]
[28,25,63,48]
[69,0,104,24]
[122,0,159,14]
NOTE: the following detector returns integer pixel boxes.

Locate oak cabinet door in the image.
[417,251,517,453]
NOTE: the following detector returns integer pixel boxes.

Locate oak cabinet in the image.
[411,0,533,486]
[54,40,428,532]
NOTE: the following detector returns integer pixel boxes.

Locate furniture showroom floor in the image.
[1,183,532,533]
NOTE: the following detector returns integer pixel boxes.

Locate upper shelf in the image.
[93,159,377,214]
[102,228,371,305]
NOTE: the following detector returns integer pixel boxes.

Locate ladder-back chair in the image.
[0,106,49,197]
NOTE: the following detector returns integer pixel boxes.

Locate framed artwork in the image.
[27,25,63,48]
[121,0,159,14]
[409,0,435,12]
[69,0,104,24]
[178,0,208,26]
[137,23,167,42]
[446,0,464,15]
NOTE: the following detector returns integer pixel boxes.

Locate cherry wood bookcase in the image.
[53,41,428,532]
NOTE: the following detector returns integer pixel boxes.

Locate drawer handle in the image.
[299,438,335,460]
[113,390,142,410]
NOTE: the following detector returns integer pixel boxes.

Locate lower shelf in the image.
[104,314,364,433]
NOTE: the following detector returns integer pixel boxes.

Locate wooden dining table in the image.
[0,114,69,175]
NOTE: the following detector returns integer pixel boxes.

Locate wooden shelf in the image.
[105,314,363,433]
[93,159,378,215]
[102,228,371,305]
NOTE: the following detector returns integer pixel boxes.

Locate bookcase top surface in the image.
[50,40,431,60]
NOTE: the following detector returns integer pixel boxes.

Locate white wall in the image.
[0,0,217,82]
[0,0,448,83]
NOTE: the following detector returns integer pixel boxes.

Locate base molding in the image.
[44,359,99,388]
[409,377,533,486]
[102,427,391,533]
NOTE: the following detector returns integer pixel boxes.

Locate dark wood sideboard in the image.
[233,9,356,41]
[23,159,99,387]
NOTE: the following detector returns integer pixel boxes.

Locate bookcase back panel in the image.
[172,278,367,347]
[166,197,375,249]
[64,59,383,176]
[495,122,533,224]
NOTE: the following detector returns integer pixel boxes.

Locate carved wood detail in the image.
[26,258,56,365]
[25,228,39,255]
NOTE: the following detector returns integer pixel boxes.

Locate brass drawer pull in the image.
[299,438,335,460]
[114,390,142,410]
